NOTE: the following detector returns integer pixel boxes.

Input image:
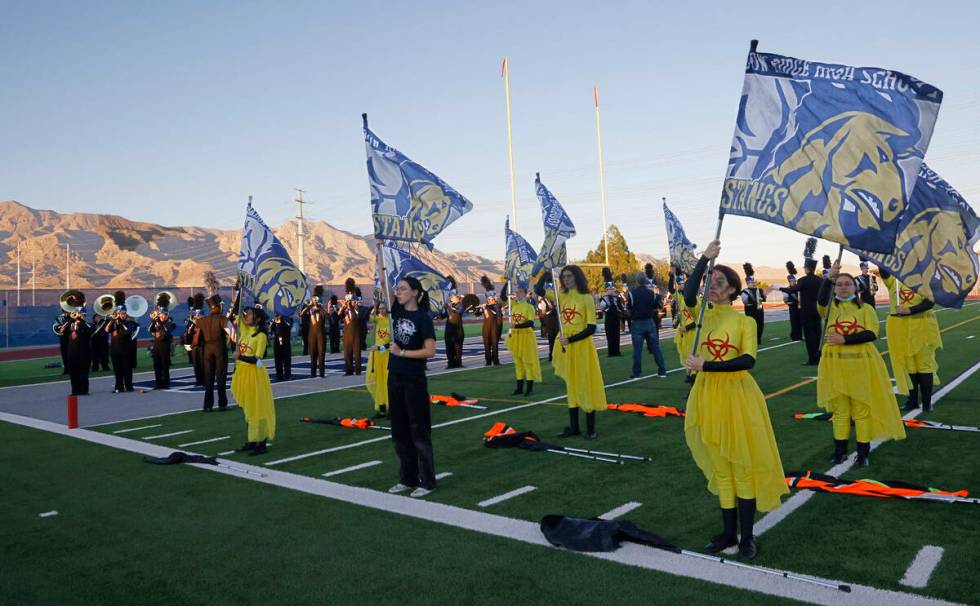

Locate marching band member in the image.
[534,273,559,361]
[327,294,342,354]
[478,275,501,366]
[818,261,906,465]
[683,240,787,560]
[856,258,878,307]
[366,300,391,416]
[55,306,71,375]
[627,267,668,379]
[57,306,91,396]
[444,276,465,369]
[192,295,229,411]
[182,293,205,386]
[552,265,606,440]
[148,302,176,389]
[107,291,139,394]
[782,248,823,365]
[879,267,942,412]
[231,304,275,455]
[670,269,697,383]
[339,279,363,375]
[780,262,802,341]
[504,282,541,396]
[597,268,624,357]
[300,297,311,356]
[89,309,111,373]
[740,263,766,345]
[355,286,370,353]
[301,285,327,377]
[271,311,294,381]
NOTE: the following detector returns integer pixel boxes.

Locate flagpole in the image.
[502,57,518,230]
[594,86,609,265]
[817,244,845,356]
[688,39,759,365]
[550,268,566,352]
[505,216,512,336]
[363,113,396,311]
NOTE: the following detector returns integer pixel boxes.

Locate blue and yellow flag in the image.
[380,243,453,318]
[849,164,979,308]
[663,200,698,274]
[238,201,309,316]
[505,217,537,290]
[365,120,473,248]
[531,174,576,275]
[723,48,943,253]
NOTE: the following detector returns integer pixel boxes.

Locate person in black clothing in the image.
[271,312,293,381]
[149,306,175,389]
[327,294,341,354]
[782,257,822,364]
[598,268,623,357]
[355,286,370,356]
[444,277,465,369]
[855,258,878,307]
[534,272,559,361]
[59,308,91,396]
[652,285,665,332]
[740,263,766,345]
[89,313,111,372]
[627,269,667,379]
[55,309,71,374]
[300,304,311,356]
[386,276,438,499]
[781,262,802,342]
[107,304,139,393]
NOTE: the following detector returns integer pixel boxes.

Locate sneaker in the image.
[585,432,598,441]
[629,374,640,379]
[410,487,433,498]
[388,483,412,494]
[557,427,580,438]
[657,370,668,378]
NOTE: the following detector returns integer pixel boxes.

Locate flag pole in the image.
[505,217,512,336]
[594,85,609,265]
[688,39,759,365]
[502,57,518,230]
[234,196,251,346]
[550,268,566,352]
[364,112,396,311]
[817,244,845,356]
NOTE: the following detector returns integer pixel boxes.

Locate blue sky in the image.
[1,0,977,267]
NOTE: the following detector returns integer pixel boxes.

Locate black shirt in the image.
[389,308,436,376]
[628,287,658,321]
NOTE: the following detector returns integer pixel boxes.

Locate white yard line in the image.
[900,546,945,588]
[321,460,383,478]
[178,436,230,448]
[141,430,193,440]
[0,410,958,606]
[218,450,235,456]
[435,472,453,480]
[112,424,161,434]
[38,511,58,518]
[477,485,537,508]
[598,501,642,520]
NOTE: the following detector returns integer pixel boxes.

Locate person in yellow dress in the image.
[671,270,699,384]
[366,301,392,417]
[231,305,275,456]
[878,267,942,412]
[683,240,787,561]
[818,262,907,467]
[504,282,542,397]
[552,265,606,440]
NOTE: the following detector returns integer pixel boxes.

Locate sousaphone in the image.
[59,289,86,313]
[94,294,116,317]
[125,295,149,318]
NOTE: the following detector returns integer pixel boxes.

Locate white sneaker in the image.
[409,487,433,498]
[388,483,411,494]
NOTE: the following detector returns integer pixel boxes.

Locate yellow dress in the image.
[817,299,906,443]
[684,304,787,512]
[551,290,606,413]
[365,314,391,411]
[673,292,699,367]
[231,331,276,442]
[505,299,542,382]
[882,275,942,395]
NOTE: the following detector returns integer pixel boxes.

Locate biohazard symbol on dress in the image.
[830,317,863,336]
[376,329,389,341]
[899,288,916,304]
[683,308,693,322]
[561,306,582,324]
[701,331,740,361]
[238,342,251,356]
[512,313,526,323]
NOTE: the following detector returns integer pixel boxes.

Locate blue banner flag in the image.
[380,243,453,318]
[531,175,576,275]
[723,48,943,253]
[238,201,309,316]
[505,217,537,289]
[365,122,473,248]
[849,164,979,308]
[663,200,699,274]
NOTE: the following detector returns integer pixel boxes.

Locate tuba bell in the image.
[94,294,116,317]
[155,291,175,311]
[125,295,149,318]
[59,289,86,313]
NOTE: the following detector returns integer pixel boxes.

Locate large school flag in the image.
[237,201,309,316]
[662,200,698,274]
[505,217,537,288]
[723,47,943,253]
[531,174,576,275]
[848,164,979,308]
[364,116,473,248]
[379,243,453,317]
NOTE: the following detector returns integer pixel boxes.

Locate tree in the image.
[578,225,642,292]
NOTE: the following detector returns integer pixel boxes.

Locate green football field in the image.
[3,304,979,605]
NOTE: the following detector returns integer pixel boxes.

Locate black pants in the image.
[328,324,341,354]
[202,343,228,409]
[90,338,110,371]
[604,317,621,356]
[545,320,558,361]
[110,352,133,392]
[192,346,205,385]
[68,353,90,395]
[60,336,70,374]
[388,372,436,490]
[788,305,802,341]
[801,314,822,364]
[746,309,764,345]
[274,341,292,380]
[152,345,171,389]
[445,322,463,368]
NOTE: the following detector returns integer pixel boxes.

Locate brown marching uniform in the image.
[305,305,326,377]
[481,298,501,366]
[342,301,362,375]
[192,314,229,410]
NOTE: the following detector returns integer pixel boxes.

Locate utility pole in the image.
[31,255,36,306]
[65,243,70,289]
[294,188,311,274]
[16,242,20,306]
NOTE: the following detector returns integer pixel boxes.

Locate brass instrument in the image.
[124,295,149,318]
[94,294,116,317]
[53,290,86,335]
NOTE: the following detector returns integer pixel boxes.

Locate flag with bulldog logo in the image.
[238,200,309,316]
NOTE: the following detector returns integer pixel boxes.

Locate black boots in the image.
[831,439,848,464]
[512,380,525,395]
[903,373,920,411]
[737,498,757,560]
[558,408,580,438]
[919,373,934,412]
[373,405,388,419]
[249,440,268,456]
[705,507,737,553]
[238,442,256,452]
[855,441,870,466]
[585,412,597,440]
[524,380,534,396]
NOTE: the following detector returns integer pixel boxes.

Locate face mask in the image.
[836,294,856,302]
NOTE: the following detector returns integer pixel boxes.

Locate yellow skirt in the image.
[817,343,906,442]
[505,329,542,382]
[885,315,941,395]
[685,371,788,512]
[674,329,695,368]
[231,361,276,442]
[366,350,390,410]
[552,338,606,412]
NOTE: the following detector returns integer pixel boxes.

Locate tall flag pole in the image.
[531,173,577,350]
[502,57,518,229]
[662,197,699,275]
[594,85,609,265]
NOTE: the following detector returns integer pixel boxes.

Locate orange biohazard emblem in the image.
[377,329,389,341]
[701,331,739,361]
[830,317,863,336]
[683,308,693,322]
[561,306,582,324]
[238,342,250,356]
[512,313,526,323]
[899,288,916,304]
